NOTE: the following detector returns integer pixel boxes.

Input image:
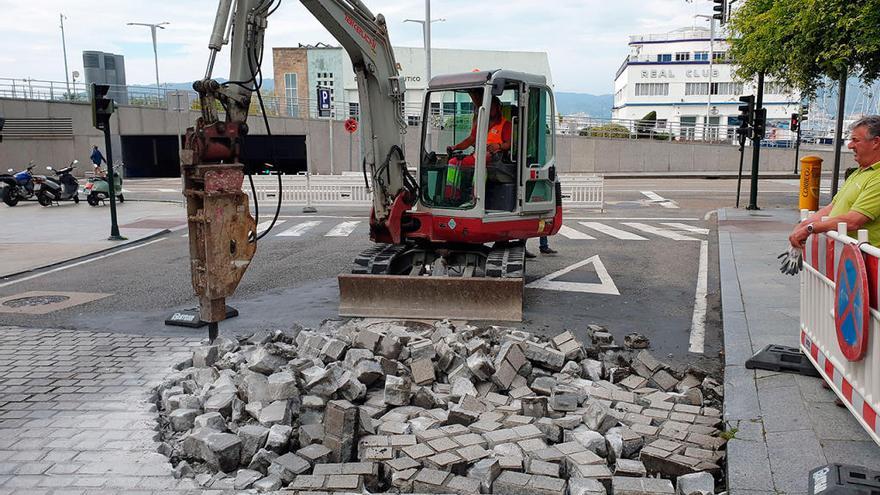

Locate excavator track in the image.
[339,242,525,321]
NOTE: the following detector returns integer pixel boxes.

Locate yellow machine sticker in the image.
[538,220,546,233]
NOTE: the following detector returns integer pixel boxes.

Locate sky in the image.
[0,0,711,95]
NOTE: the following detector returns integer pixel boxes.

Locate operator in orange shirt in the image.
[447,96,512,168]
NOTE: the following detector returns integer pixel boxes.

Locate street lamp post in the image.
[405,4,445,145]
[127,21,169,101]
[695,14,714,140]
[60,14,71,99]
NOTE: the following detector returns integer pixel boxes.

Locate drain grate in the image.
[2,295,71,308]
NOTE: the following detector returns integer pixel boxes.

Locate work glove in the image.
[778,246,804,276]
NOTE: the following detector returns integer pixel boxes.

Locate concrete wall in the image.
[0,98,849,178]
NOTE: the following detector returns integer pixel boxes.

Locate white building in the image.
[612,27,800,139]
[273,45,552,123]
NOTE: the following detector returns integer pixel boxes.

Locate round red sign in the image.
[835,243,871,361]
[344,118,359,133]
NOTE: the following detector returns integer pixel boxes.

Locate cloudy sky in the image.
[0,0,711,95]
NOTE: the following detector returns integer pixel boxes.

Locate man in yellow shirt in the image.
[789,116,880,248]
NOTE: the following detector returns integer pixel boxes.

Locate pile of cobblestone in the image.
[155,320,726,494]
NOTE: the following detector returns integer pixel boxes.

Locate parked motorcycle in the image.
[38,160,80,206]
[84,165,124,206]
[1,161,40,207]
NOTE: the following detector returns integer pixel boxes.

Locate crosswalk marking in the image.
[256,219,287,236]
[277,221,322,237]
[578,222,648,240]
[157,188,177,193]
[325,221,361,237]
[641,191,679,209]
[661,223,709,235]
[622,222,699,241]
[558,225,596,240]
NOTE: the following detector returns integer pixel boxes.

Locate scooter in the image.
[38,160,80,206]
[1,161,40,207]
[84,164,124,206]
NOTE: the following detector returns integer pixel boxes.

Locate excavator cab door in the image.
[519,85,557,214]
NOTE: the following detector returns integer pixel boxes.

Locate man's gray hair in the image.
[850,115,880,139]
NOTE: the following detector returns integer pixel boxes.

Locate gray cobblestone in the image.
[0,327,194,492]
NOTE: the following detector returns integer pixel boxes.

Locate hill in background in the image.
[555,92,613,119]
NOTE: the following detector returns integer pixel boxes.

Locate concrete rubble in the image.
[155,320,726,494]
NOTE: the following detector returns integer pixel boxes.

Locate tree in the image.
[727,0,880,97]
[635,111,657,139]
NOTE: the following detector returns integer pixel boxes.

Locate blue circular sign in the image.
[835,244,870,361]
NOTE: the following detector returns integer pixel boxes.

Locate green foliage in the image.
[728,0,880,97]
[580,123,631,138]
[720,427,738,440]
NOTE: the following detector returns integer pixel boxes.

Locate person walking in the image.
[90,145,107,177]
[789,115,880,248]
[525,236,557,258]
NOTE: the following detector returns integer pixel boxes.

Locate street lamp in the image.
[60,14,71,99]
[405,1,445,143]
[695,14,715,140]
[127,21,169,101]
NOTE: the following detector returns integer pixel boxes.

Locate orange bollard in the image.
[799,156,823,211]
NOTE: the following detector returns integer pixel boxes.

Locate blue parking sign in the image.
[317,87,331,111]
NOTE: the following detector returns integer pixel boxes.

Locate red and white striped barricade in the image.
[801,219,880,446]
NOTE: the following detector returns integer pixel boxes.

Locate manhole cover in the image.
[2,295,71,308]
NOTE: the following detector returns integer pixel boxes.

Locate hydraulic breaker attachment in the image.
[338,274,523,321]
[181,148,256,334]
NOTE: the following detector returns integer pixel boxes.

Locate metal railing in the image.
[558,115,834,149]
[245,173,604,210]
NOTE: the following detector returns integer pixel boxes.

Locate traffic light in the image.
[753,108,767,140]
[801,103,809,122]
[712,0,727,24]
[91,83,115,130]
[0,117,5,143]
[790,113,800,133]
[738,95,755,127]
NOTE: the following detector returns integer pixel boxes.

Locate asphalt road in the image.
[0,176,814,376]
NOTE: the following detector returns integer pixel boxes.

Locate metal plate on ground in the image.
[338,274,523,321]
[745,344,820,377]
[809,464,880,494]
[164,306,239,328]
[0,291,112,315]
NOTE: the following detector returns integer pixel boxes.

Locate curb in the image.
[0,228,172,280]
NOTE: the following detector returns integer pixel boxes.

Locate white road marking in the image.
[558,225,595,240]
[325,221,360,237]
[578,222,648,240]
[277,221,322,237]
[0,239,166,289]
[689,240,709,354]
[181,234,188,238]
[566,217,700,221]
[256,219,286,236]
[526,255,620,295]
[622,222,700,241]
[157,188,177,193]
[641,191,680,209]
[661,223,710,235]
[704,210,717,221]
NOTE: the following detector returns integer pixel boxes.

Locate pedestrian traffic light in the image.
[790,113,800,133]
[753,108,767,140]
[712,0,727,24]
[738,95,755,127]
[91,83,115,131]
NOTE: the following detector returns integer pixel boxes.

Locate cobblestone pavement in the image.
[0,326,205,494]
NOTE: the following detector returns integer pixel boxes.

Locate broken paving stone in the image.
[570,477,607,495]
[624,333,650,349]
[267,453,310,483]
[265,424,292,453]
[676,471,714,495]
[182,429,242,473]
[247,347,287,375]
[194,412,226,431]
[234,469,263,490]
[169,408,199,432]
[237,424,270,465]
[384,375,412,406]
[613,476,675,495]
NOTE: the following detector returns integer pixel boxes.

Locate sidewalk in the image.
[0,201,185,278]
[719,207,880,494]
[0,326,199,494]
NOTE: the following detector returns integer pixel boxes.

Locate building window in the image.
[656,54,672,62]
[712,51,728,62]
[675,52,690,61]
[694,52,709,61]
[460,102,474,113]
[284,73,299,117]
[656,119,667,129]
[686,82,744,96]
[349,102,360,118]
[635,83,669,97]
[430,102,441,116]
[407,115,421,127]
[765,82,793,95]
[614,86,626,104]
[442,102,456,114]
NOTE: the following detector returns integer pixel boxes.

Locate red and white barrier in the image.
[801,216,880,446]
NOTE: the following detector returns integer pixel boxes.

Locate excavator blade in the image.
[338,274,523,321]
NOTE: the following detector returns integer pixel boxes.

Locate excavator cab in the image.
[418,70,559,227]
